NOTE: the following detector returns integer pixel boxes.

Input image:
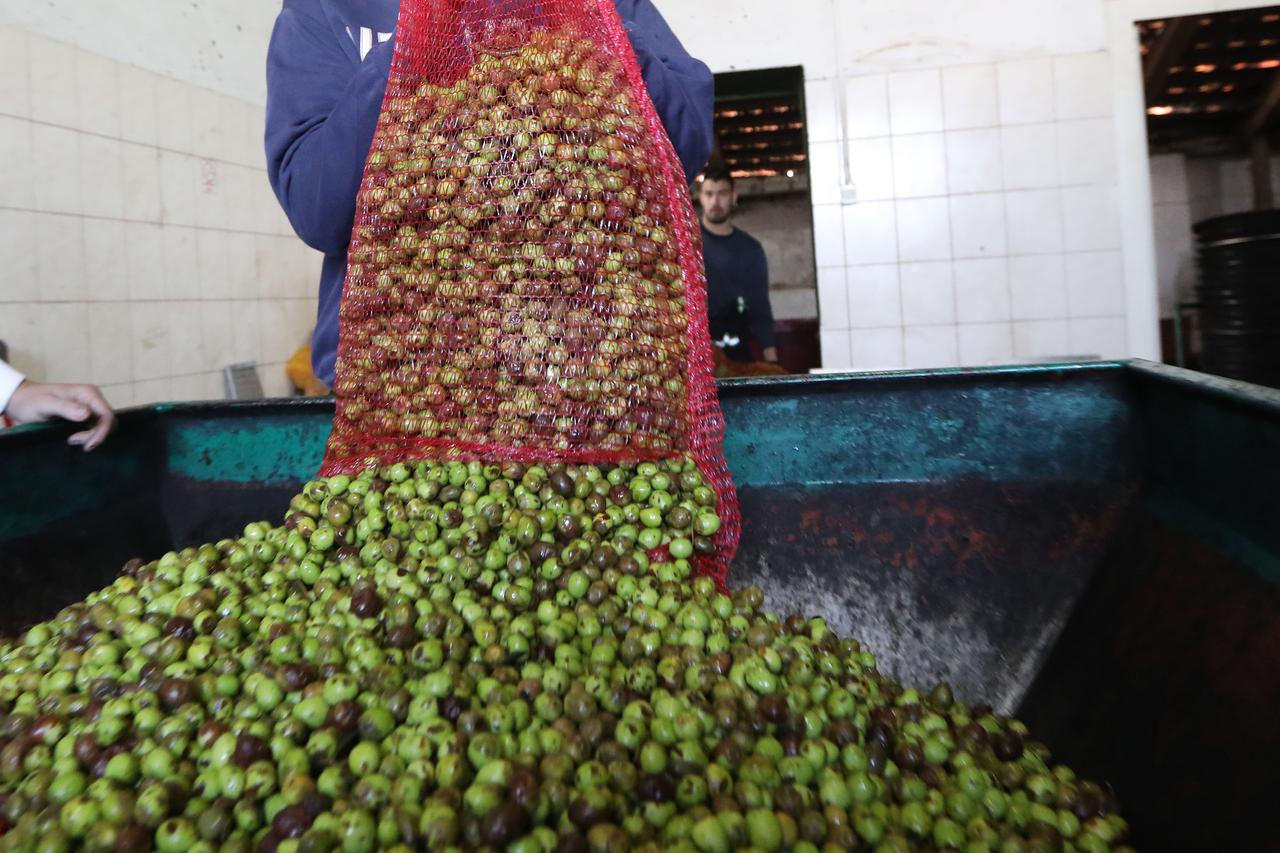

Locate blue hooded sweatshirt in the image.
[265,0,716,387]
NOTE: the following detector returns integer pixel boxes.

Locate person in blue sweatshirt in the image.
[265,0,715,389]
[698,168,777,364]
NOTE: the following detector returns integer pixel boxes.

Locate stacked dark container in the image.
[1194,210,1280,388]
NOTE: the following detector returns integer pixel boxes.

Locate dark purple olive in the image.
[272,805,312,839]
[233,733,270,768]
[158,678,194,710]
[350,587,384,619]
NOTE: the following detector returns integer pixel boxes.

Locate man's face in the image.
[699,179,736,225]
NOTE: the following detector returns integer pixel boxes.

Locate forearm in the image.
[614,0,716,181]
[265,11,394,255]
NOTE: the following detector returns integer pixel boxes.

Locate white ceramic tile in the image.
[0,27,30,117]
[1062,186,1121,251]
[125,223,166,301]
[1013,320,1070,359]
[1009,254,1068,320]
[155,77,194,153]
[851,327,905,370]
[997,58,1054,125]
[896,198,951,263]
[169,299,206,376]
[904,325,959,369]
[888,70,943,135]
[121,142,162,222]
[1069,317,1127,358]
[0,115,33,211]
[845,75,890,140]
[285,298,316,350]
[87,302,132,385]
[945,128,1003,195]
[1150,154,1190,205]
[804,78,840,144]
[820,328,852,370]
[215,95,247,167]
[30,124,82,214]
[843,201,896,265]
[892,133,947,199]
[1054,52,1111,120]
[130,301,173,381]
[1005,190,1064,255]
[192,371,226,402]
[76,50,121,138]
[1057,119,1116,187]
[942,64,998,130]
[958,323,1015,366]
[101,383,135,409]
[215,164,249,232]
[230,299,264,365]
[255,236,285,300]
[847,264,901,328]
[900,261,955,326]
[0,302,45,379]
[79,135,124,220]
[40,302,91,383]
[162,227,200,301]
[27,34,78,128]
[1066,251,1126,318]
[133,377,173,406]
[239,103,267,169]
[262,363,295,399]
[846,137,895,202]
[1001,123,1059,190]
[189,87,224,161]
[226,232,260,301]
[949,193,1007,258]
[812,203,846,267]
[954,258,1011,323]
[195,229,231,300]
[0,209,39,302]
[257,299,294,363]
[83,218,129,302]
[117,65,159,147]
[35,213,86,303]
[193,159,225,230]
[808,141,841,206]
[816,266,849,329]
[158,151,197,226]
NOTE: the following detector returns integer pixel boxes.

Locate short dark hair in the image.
[700,168,734,188]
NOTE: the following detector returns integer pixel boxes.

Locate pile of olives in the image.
[0,458,1131,852]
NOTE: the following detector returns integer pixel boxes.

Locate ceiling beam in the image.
[1246,70,1280,134]
[1145,17,1201,102]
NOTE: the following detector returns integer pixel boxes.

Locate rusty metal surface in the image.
[1018,508,1280,853]
[732,481,1136,714]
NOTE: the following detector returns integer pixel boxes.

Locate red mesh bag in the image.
[321,0,739,584]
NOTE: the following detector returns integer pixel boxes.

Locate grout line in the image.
[0,204,297,240]
[0,108,267,171]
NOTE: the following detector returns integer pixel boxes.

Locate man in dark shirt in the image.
[698,168,777,363]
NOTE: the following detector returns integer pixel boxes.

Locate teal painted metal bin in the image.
[1,360,1278,850]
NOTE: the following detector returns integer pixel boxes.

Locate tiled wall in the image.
[806,54,1129,371]
[0,27,320,408]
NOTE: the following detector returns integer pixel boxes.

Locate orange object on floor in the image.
[287,345,331,397]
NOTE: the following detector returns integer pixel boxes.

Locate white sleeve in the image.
[0,361,25,414]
